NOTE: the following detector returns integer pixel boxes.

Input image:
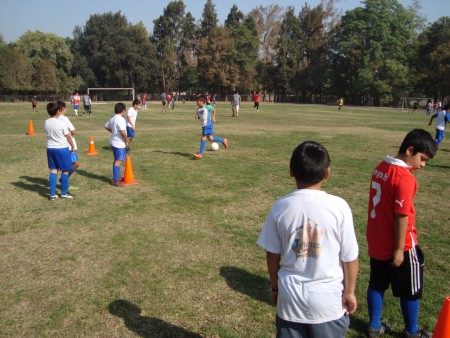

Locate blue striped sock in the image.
[49,173,57,197]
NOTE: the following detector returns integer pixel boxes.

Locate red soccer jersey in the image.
[254,93,260,103]
[366,156,418,260]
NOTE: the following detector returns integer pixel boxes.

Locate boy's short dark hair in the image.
[398,129,436,159]
[46,102,59,117]
[132,99,140,106]
[198,96,205,103]
[290,141,330,184]
[115,102,126,114]
[56,100,66,111]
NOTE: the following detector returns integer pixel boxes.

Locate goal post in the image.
[400,97,432,112]
[87,88,135,102]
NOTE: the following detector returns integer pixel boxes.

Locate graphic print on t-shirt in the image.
[291,219,324,260]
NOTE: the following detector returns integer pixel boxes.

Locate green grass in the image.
[0,101,448,337]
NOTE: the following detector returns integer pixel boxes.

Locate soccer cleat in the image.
[223,139,229,150]
[368,323,392,338]
[192,153,203,159]
[60,193,75,199]
[404,329,433,338]
[68,185,79,192]
[49,195,59,201]
[111,180,124,187]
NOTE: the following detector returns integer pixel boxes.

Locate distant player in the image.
[192,96,228,159]
[83,93,91,116]
[142,93,148,110]
[161,92,168,112]
[104,103,129,187]
[252,91,260,111]
[339,97,344,110]
[428,103,449,148]
[231,91,241,117]
[31,95,38,112]
[73,91,80,116]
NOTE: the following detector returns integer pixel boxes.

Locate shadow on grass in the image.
[108,299,202,338]
[428,163,450,169]
[11,176,48,198]
[102,146,112,151]
[153,150,192,158]
[220,266,271,305]
[76,169,111,183]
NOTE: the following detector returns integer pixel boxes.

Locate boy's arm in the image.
[120,130,128,144]
[392,213,408,267]
[105,127,112,132]
[342,258,358,314]
[428,116,434,125]
[266,251,281,305]
[65,133,75,152]
[212,108,216,123]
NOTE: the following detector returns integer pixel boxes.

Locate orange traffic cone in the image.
[121,156,138,185]
[26,120,35,135]
[434,296,450,338]
[87,136,98,155]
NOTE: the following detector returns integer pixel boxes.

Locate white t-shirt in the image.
[127,107,138,128]
[104,114,127,148]
[44,117,70,149]
[58,115,77,151]
[257,189,359,324]
[432,110,449,131]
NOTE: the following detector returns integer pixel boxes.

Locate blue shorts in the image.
[435,129,445,143]
[71,151,78,163]
[126,126,135,138]
[47,147,72,171]
[111,146,126,161]
[74,104,79,109]
[202,124,214,136]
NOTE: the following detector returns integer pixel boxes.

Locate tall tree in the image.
[250,4,284,64]
[0,46,33,93]
[332,0,416,105]
[199,0,218,39]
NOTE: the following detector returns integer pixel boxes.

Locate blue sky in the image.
[0,0,448,42]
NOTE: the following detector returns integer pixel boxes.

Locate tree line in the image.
[0,0,448,106]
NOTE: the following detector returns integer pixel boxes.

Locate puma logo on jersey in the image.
[395,200,404,207]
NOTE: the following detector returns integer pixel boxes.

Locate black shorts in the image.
[369,245,424,300]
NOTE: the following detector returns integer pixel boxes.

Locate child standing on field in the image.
[192,96,228,159]
[57,101,80,191]
[428,103,449,148]
[257,141,359,338]
[126,99,140,152]
[366,129,436,338]
[104,103,129,187]
[44,102,76,200]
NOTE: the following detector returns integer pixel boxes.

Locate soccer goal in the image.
[87,88,136,102]
[400,97,432,112]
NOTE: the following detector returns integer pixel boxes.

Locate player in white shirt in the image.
[57,101,79,191]
[257,141,359,337]
[126,99,140,151]
[104,103,128,187]
[428,103,449,147]
[44,102,76,200]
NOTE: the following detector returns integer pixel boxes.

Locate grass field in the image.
[0,101,448,337]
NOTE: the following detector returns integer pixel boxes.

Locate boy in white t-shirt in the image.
[104,103,129,187]
[57,101,79,191]
[257,141,359,337]
[44,102,76,200]
[126,99,140,151]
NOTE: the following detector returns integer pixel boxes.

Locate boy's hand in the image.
[391,249,404,267]
[342,292,357,315]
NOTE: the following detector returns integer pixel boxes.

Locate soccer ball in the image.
[211,142,219,151]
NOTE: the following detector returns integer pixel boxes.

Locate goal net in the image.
[400,97,431,112]
[87,88,136,102]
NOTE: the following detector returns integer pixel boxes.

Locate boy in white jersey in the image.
[192,96,228,159]
[257,141,359,338]
[57,101,79,191]
[428,103,449,147]
[44,102,76,200]
[126,99,140,151]
[104,103,129,187]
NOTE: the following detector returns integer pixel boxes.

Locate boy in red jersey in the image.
[252,91,260,111]
[366,129,436,338]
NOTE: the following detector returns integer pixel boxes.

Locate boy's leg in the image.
[212,136,228,149]
[276,315,309,338]
[308,314,349,338]
[49,171,58,197]
[113,161,122,182]
[60,172,69,195]
[198,137,207,155]
[367,287,385,329]
[400,298,420,335]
